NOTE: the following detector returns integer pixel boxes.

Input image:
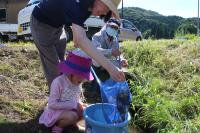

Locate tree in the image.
[118,7,198,39]
[176,22,197,35]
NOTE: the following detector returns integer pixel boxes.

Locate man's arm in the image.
[92,39,112,57]
[71,23,125,81]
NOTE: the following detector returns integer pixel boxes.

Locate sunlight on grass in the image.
[123,36,200,132]
[0,64,14,72]
[10,99,45,120]
[0,114,7,124]
[6,42,33,47]
[0,37,200,132]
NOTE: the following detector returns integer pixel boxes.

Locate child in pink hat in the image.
[39,50,93,133]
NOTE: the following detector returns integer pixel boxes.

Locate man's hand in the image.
[74,43,79,48]
[112,49,121,57]
[121,59,128,67]
[108,65,125,82]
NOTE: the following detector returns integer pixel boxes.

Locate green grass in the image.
[0,115,7,124]
[6,42,33,47]
[1,37,200,132]
[123,37,200,132]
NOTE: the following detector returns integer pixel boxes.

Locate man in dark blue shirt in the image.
[33,0,91,27]
[30,0,125,92]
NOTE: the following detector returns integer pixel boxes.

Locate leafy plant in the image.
[123,37,200,132]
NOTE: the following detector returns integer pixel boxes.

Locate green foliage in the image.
[0,115,7,124]
[123,38,200,132]
[176,34,197,40]
[175,20,197,36]
[119,7,199,39]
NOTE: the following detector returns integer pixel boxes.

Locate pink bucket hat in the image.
[58,51,94,81]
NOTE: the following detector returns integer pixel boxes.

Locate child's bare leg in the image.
[77,118,85,131]
[56,110,79,128]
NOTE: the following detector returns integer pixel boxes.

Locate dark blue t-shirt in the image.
[32,0,91,28]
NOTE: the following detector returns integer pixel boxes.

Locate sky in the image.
[118,0,199,18]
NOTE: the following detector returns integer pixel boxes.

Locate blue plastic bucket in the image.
[83,103,131,133]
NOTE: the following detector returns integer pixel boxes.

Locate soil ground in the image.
[0,44,137,133]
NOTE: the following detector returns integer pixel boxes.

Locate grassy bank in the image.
[0,38,200,132]
[122,38,200,132]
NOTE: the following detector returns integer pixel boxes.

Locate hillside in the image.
[119,7,199,39]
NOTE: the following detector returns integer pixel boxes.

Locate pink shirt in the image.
[39,74,82,127]
[48,74,82,110]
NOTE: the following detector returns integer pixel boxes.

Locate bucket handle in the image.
[91,67,102,88]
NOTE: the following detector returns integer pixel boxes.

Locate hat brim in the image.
[58,62,94,81]
[101,0,120,19]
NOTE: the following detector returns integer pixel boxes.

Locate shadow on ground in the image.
[0,110,84,133]
[0,80,99,133]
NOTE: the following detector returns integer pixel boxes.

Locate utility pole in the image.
[121,0,124,19]
[198,0,199,36]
